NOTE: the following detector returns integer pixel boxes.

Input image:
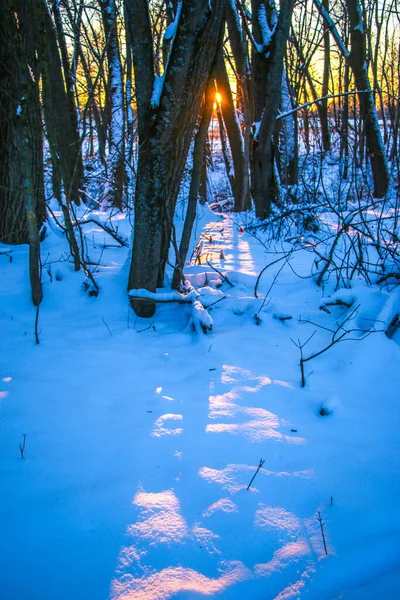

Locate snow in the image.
[163,1,182,41]
[1,200,400,599]
[152,1,182,108]
[257,3,277,52]
[151,73,166,108]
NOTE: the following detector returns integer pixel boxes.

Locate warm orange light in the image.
[216,92,222,104]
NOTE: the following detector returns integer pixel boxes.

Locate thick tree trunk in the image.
[252,0,294,220]
[126,0,227,317]
[251,0,269,124]
[0,0,44,305]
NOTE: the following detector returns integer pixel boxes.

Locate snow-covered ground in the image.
[1,203,400,599]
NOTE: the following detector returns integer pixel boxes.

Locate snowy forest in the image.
[1,0,400,598]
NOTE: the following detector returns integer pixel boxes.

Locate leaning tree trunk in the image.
[172,75,215,289]
[216,50,250,212]
[252,0,294,220]
[0,0,44,305]
[126,0,226,317]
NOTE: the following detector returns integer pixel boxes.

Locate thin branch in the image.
[247,458,265,490]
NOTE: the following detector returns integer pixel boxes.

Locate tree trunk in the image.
[320,0,331,152]
[314,0,389,198]
[345,0,389,198]
[0,0,44,305]
[226,1,253,211]
[216,50,250,212]
[52,0,85,204]
[126,0,227,317]
[172,76,215,289]
[276,72,298,185]
[99,0,125,208]
[252,0,294,220]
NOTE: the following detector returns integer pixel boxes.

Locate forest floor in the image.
[1,199,400,599]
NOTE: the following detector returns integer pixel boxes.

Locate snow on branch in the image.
[163,1,182,41]
[313,0,350,59]
[192,300,213,334]
[128,288,198,304]
[276,90,374,121]
[152,1,182,107]
[257,2,277,54]
[128,287,216,334]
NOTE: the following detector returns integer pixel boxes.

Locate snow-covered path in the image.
[1,211,400,599]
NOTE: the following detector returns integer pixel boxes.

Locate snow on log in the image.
[192,300,213,334]
[128,287,214,334]
[128,289,198,303]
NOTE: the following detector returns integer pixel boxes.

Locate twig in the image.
[75,218,129,247]
[317,511,328,555]
[254,253,290,298]
[101,317,113,336]
[293,305,383,387]
[137,322,155,333]
[19,434,26,459]
[207,295,227,310]
[291,331,317,388]
[34,303,40,345]
[247,458,265,490]
[206,261,234,287]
